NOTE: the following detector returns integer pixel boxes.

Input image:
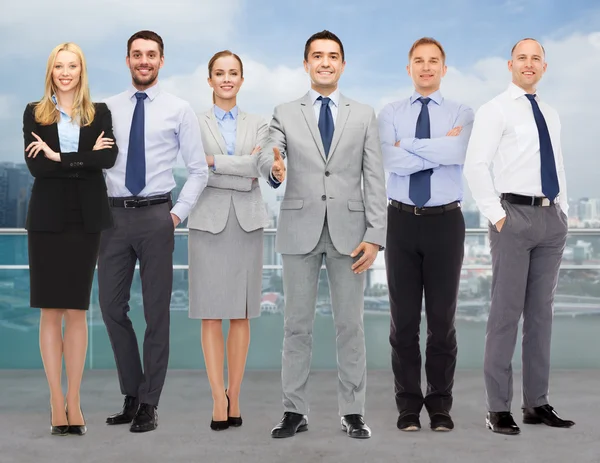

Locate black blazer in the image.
[23,102,118,233]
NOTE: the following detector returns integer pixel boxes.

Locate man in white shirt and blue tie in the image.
[464,38,575,435]
[99,30,208,433]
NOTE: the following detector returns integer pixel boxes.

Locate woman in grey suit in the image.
[188,50,268,431]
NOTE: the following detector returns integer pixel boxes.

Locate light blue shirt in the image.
[308,88,339,126]
[104,83,209,221]
[51,95,80,153]
[378,90,474,207]
[213,104,238,155]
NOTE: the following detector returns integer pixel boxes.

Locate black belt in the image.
[109,194,171,208]
[389,199,461,216]
[501,193,554,207]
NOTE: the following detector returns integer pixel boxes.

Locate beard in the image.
[131,67,159,88]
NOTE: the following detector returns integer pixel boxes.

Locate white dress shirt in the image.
[104,83,208,221]
[309,88,339,127]
[464,83,568,225]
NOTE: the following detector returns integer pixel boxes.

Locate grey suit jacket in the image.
[188,108,268,234]
[257,92,387,255]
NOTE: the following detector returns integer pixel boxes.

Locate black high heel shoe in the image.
[50,409,69,436]
[210,395,229,431]
[66,407,87,436]
[226,390,243,427]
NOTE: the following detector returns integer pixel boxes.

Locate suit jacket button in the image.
[70,163,74,167]
[321,195,326,201]
[325,171,330,176]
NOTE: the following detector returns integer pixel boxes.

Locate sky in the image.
[2,0,600,201]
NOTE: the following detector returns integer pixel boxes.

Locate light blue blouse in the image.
[51,95,80,153]
[213,104,238,156]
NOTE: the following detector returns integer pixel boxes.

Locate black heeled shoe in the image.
[210,394,229,431]
[66,406,87,436]
[50,409,69,436]
[225,390,243,427]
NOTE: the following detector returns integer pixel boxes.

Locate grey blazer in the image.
[257,92,387,255]
[187,108,268,233]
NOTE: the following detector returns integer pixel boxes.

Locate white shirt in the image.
[309,88,339,127]
[104,83,208,221]
[464,83,568,225]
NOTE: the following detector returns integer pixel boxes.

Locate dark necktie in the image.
[408,97,432,208]
[126,92,148,196]
[317,96,334,157]
[524,94,559,201]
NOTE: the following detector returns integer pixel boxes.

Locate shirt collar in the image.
[410,90,443,105]
[508,82,539,101]
[213,104,238,121]
[127,82,160,102]
[309,88,340,107]
[51,94,70,119]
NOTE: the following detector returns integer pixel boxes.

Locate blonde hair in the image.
[34,42,95,126]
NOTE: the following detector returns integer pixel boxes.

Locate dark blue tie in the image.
[317,96,334,157]
[408,97,432,208]
[524,94,559,202]
[126,92,148,196]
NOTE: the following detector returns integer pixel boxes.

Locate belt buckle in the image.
[414,206,422,216]
[123,199,137,208]
[542,198,550,207]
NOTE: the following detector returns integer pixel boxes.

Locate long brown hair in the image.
[208,50,244,104]
[34,42,95,126]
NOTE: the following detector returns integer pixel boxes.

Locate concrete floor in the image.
[1,370,598,463]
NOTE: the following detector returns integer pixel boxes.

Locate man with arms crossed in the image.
[258,30,387,439]
[464,38,574,435]
[378,37,473,432]
[100,30,208,433]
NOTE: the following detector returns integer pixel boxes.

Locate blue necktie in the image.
[317,96,334,157]
[408,97,432,208]
[126,92,148,196]
[524,94,559,202]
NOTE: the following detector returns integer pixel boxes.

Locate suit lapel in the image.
[234,111,247,156]
[204,110,228,154]
[46,123,61,152]
[300,94,326,162]
[327,94,350,163]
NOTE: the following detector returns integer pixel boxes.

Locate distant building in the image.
[0,163,33,228]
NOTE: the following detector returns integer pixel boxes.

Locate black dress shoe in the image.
[341,414,371,439]
[130,403,158,433]
[522,404,575,428]
[50,410,69,436]
[106,395,138,425]
[210,418,229,431]
[66,407,87,436]
[271,412,308,438]
[226,391,242,427]
[397,413,421,432]
[486,411,520,435]
[430,412,454,432]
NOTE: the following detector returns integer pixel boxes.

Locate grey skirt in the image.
[188,203,263,319]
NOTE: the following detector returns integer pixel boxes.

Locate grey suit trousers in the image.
[281,223,367,417]
[484,200,567,412]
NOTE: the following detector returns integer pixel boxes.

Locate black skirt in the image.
[28,194,101,310]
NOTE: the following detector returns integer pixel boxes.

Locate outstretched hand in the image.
[272,147,286,182]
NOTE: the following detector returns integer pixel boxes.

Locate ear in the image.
[303,60,309,73]
[441,64,448,78]
[159,55,165,69]
[507,60,513,72]
[406,64,411,77]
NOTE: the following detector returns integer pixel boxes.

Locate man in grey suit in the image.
[258,30,387,439]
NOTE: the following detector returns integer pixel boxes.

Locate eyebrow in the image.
[213,68,240,72]
[516,53,542,58]
[131,49,158,54]
[311,51,340,56]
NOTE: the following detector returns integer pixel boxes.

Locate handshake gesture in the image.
[271,147,286,183]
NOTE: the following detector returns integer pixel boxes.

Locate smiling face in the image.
[208,55,244,103]
[303,39,345,95]
[407,43,447,96]
[509,39,547,93]
[52,50,81,95]
[126,38,164,90]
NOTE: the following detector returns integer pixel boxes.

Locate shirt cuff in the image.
[269,171,281,185]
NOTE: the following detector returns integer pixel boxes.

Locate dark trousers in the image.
[98,202,174,407]
[386,204,465,415]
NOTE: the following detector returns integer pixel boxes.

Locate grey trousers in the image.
[484,200,567,412]
[281,224,367,416]
[98,202,174,407]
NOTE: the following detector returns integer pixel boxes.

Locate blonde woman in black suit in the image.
[23,43,117,435]
[188,51,268,430]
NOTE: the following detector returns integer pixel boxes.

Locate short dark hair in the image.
[304,30,345,62]
[511,38,545,57]
[408,37,446,63]
[127,30,164,57]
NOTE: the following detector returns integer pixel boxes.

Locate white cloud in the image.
[0,95,18,121]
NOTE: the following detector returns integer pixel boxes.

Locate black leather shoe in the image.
[66,407,87,436]
[430,412,454,432]
[271,412,308,438]
[106,395,138,425]
[130,403,158,433]
[486,411,520,435]
[50,410,69,436]
[522,404,575,428]
[210,418,229,431]
[226,391,242,427]
[341,414,371,439]
[397,413,421,432]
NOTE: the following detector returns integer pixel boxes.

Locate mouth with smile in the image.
[220,85,234,91]
[136,67,153,76]
[522,70,535,77]
[58,79,72,86]
[317,69,334,77]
